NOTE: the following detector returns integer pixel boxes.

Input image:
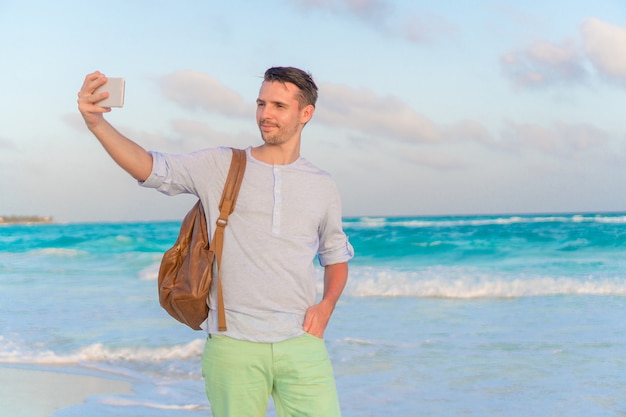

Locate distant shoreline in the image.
[0,215,53,225]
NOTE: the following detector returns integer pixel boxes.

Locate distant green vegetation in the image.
[0,215,53,224]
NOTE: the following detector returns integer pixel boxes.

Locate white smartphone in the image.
[94,77,125,107]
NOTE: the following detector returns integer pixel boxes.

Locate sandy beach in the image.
[0,365,132,417]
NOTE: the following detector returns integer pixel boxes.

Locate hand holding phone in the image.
[94,77,125,108]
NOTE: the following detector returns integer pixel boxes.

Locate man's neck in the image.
[251,141,301,165]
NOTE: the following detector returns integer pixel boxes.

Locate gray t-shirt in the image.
[141,146,354,342]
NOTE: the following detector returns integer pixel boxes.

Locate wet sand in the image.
[0,365,132,417]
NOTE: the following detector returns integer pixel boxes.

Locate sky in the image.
[1,0,625,222]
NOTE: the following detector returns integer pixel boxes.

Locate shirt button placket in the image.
[272,166,282,236]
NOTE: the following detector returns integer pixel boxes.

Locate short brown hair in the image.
[264,67,318,108]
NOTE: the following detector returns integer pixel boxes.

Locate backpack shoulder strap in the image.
[218,148,247,219]
[211,148,247,331]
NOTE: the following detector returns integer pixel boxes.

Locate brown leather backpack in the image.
[157,148,246,330]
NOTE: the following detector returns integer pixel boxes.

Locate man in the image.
[77,67,354,417]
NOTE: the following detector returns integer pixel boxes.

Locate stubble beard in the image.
[261,131,286,145]
[259,120,299,146]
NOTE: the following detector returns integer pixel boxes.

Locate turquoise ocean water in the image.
[2,213,626,416]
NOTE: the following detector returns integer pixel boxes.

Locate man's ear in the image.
[301,104,315,125]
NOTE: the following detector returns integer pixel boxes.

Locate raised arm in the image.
[77,71,153,181]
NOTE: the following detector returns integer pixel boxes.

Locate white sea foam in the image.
[100,397,208,411]
[115,235,133,243]
[341,337,377,346]
[0,339,205,364]
[139,262,160,281]
[355,217,388,226]
[593,215,626,224]
[344,267,626,298]
[348,214,626,229]
[32,248,86,256]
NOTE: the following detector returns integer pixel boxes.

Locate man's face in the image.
[256,81,312,146]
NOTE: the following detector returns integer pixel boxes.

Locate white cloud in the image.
[316,82,439,143]
[500,120,609,157]
[581,18,626,83]
[159,71,253,117]
[501,18,626,89]
[316,82,493,146]
[291,0,453,44]
[398,12,457,44]
[501,39,587,87]
[292,0,390,24]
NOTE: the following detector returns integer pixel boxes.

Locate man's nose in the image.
[258,107,272,119]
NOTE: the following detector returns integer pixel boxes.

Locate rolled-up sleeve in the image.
[138,151,202,196]
[318,234,354,266]
[317,183,354,266]
[139,152,169,188]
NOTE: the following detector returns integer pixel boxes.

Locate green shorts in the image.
[202,333,341,417]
